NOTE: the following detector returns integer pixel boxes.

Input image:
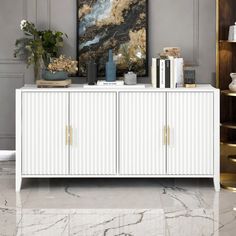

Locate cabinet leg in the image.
[16,176,22,192]
[214,176,220,192]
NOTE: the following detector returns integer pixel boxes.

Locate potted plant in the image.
[14,20,67,80]
[43,55,78,80]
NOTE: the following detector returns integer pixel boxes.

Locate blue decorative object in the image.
[42,69,68,81]
[106,49,116,82]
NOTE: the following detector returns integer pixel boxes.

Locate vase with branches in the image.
[14,20,67,81]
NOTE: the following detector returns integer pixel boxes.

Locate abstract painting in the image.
[77,0,148,77]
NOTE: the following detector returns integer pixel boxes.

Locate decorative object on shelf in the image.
[124,72,137,85]
[43,55,78,81]
[14,20,67,81]
[229,73,236,92]
[106,50,116,82]
[97,80,124,86]
[184,67,196,88]
[77,0,148,77]
[42,70,68,81]
[228,22,236,42]
[162,47,181,58]
[152,48,184,89]
[36,79,71,88]
[87,61,97,85]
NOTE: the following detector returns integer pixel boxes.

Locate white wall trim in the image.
[0,73,25,79]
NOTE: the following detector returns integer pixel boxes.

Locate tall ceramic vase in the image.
[229,73,236,92]
[106,49,116,82]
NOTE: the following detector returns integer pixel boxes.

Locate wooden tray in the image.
[36,79,71,88]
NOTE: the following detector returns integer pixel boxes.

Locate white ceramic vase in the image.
[229,73,236,92]
[124,72,137,85]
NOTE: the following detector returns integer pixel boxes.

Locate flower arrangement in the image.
[47,55,78,75]
[14,20,67,80]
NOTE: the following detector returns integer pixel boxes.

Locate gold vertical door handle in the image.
[167,126,170,145]
[70,126,73,145]
[66,126,68,145]
[163,126,167,145]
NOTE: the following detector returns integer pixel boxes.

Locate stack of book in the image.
[151,57,184,88]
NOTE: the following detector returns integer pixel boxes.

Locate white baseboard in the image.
[0,150,15,161]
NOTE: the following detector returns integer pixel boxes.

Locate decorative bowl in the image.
[42,70,68,81]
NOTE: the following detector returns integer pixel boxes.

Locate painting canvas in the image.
[77,0,148,77]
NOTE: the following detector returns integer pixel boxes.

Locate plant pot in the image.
[42,70,68,81]
[124,72,137,85]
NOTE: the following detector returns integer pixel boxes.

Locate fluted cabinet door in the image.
[70,92,117,175]
[119,92,166,175]
[22,92,69,175]
[167,92,214,175]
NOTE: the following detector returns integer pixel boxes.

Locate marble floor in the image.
[0,161,236,236]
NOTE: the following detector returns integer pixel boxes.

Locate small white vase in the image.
[124,72,137,85]
[229,73,236,92]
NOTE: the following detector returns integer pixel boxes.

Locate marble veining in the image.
[1,161,236,235]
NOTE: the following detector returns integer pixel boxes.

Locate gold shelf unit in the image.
[219,40,236,43]
[221,90,236,97]
[216,0,236,191]
[221,173,236,192]
[228,155,236,163]
[221,141,236,147]
[221,122,236,129]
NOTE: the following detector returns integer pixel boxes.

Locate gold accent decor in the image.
[219,40,236,43]
[221,122,236,129]
[70,126,73,145]
[220,141,236,147]
[167,126,170,146]
[36,79,71,88]
[184,84,196,88]
[163,126,167,145]
[228,155,236,163]
[221,90,236,97]
[221,173,236,192]
[66,126,68,145]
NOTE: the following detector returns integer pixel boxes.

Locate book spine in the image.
[151,58,157,88]
[160,59,165,88]
[165,60,171,88]
[170,58,175,88]
[156,59,160,88]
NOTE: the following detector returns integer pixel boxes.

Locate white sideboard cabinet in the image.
[16,84,220,192]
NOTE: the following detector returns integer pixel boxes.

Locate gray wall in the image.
[0,0,216,149]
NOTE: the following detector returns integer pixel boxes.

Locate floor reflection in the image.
[13,192,220,236]
[1,161,236,235]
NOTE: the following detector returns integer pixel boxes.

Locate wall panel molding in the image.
[36,0,51,29]
[0,0,28,64]
[0,72,25,140]
[192,0,200,66]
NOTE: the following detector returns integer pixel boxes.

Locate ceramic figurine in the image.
[106,49,116,82]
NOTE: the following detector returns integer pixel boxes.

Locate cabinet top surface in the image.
[18,84,218,92]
